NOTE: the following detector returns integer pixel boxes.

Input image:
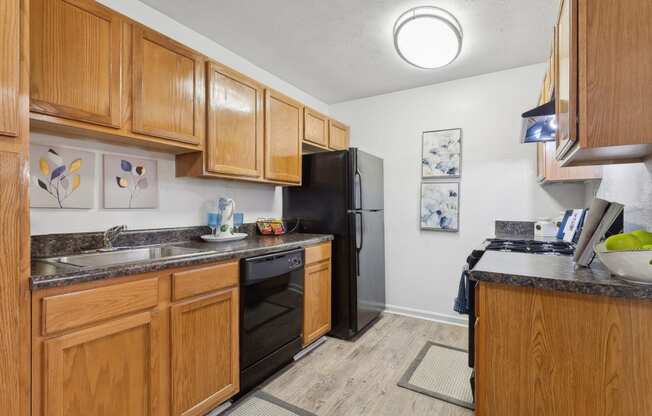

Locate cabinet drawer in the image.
[172,260,239,301]
[305,242,331,265]
[42,277,159,335]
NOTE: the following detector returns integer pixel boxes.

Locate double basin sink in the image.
[37,244,216,269]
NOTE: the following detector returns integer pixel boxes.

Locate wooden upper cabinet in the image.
[537,141,601,184]
[303,107,329,148]
[30,0,122,128]
[264,89,303,184]
[42,312,160,416]
[170,288,239,416]
[555,0,577,159]
[0,0,20,137]
[132,25,205,145]
[206,62,263,178]
[554,0,652,166]
[329,119,350,150]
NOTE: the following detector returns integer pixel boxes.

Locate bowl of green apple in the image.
[595,230,652,284]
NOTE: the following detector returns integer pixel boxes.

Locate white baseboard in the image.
[384,304,469,327]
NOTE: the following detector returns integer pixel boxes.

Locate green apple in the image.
[631,229,652,245]
[605,233,644,251]
[643,244,652,250]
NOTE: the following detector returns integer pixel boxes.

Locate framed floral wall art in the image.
[421,128,462,178]
[103,154,158,209]
[30,145,95,209]
[420,182,460,232]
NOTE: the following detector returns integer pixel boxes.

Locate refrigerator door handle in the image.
[355,169,363,210]
[355,211,364,252]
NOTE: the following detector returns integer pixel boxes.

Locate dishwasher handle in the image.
[241,248,305,285]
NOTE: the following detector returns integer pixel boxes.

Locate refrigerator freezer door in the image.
[352,149,384,211]
[352,210,386,332]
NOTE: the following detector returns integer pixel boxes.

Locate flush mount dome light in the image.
[393,6,463,69]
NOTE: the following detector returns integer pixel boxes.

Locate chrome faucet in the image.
[103,225,127,250]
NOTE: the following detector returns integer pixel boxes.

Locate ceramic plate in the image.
[200,233,248,243]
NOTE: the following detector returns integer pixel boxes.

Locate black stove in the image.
[485,238,575,256]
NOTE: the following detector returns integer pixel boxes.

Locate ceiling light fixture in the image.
[393,6,463,69]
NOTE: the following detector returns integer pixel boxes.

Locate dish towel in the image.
[453,264,470,315]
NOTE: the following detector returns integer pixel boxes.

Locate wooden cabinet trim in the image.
[303,107,328,147]
[43,311,160,416]
[206,61,264,178]
[264,88,303,184]
[0,0,20,137]
[30,0,123,128]
[132,25,205,145]
[305,241,331,265]
[42,277,159,335]
[170,289,239,416]
[172,260,239,301]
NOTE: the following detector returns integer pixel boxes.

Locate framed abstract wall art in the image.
[103,154,158,209]
[30,145,95,209]
[420,182,460,232]
[421,128,462,178]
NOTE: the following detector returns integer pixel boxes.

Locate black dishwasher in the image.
[240,248,304,394]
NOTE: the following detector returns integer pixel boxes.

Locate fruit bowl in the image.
[595,242,652,284]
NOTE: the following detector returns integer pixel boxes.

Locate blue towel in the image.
[454,266,470,314]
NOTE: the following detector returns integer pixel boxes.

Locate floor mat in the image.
[397,341,474,410]
[225,391,317,416]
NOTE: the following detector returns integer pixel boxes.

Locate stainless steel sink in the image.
[45,245,212,268]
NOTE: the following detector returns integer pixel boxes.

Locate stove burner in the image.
[485,239,575,256]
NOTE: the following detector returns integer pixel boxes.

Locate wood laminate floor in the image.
[262,314,473,416]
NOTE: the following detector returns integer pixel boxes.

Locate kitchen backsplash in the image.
[589,159,652,231]
[29,131,282,235]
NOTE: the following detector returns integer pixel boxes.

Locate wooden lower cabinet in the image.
[32,261,241,416]
[302,242,332,347]
[475,282,652,416]
[43,311,161,416]
[170,288,239,416]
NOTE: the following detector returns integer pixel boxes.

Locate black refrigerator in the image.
[283,148,385,339]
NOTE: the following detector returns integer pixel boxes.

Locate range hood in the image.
[520,94,557,143]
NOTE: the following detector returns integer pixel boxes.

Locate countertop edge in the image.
[31,234,333,291]
[470,269,652,301]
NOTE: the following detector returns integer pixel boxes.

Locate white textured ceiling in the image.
[140,0,558,104]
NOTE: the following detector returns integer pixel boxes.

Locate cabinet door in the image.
[304,107,328,147]
[43,312,160,416]
[133,26,205,145]
[30,0,122,128]
[170,288,239,416]
[329,119,350,150]
[0,0,20,137]
[303,260,331,347]
[264,89,303,183]
[555,0,578,158]
[206,62,263,178]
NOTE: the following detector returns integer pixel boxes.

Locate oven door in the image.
[240,266,304,370]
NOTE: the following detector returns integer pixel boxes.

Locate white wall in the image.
[331,63,588,325]
[588,160,652,232]
[30,131,282,235]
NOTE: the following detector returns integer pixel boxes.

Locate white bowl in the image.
[595,242,652,284]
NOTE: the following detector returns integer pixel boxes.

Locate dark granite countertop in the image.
[471,251,652,300]
[31,233,333,290]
